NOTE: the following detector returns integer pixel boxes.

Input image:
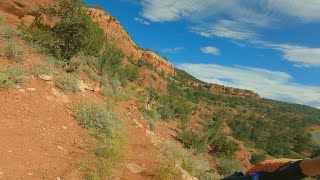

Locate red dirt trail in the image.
[0,79,97,180]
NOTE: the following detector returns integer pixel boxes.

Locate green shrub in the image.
[3,43,23,62]
[73,104,125,177]
[110,77,122,89]
[311,149,320,158]
[82,66,101,82]
[101,83,117,98]
[160,140,184,162]
[21,0,106,60]
[123,66,139,82]
[150,74,157,80]
[0,73,13,88]
[4,65,26,84]
[250,152,267,164]
[55,73,79,92]
[32,59,56,76]
[137,59,156,71]
[157,105,175,120]
[177,130,208,154]
[97,44,125,76]
[199,172,222,180]
[159,140,211,178]
[0,28,18,39]
[0,16,4,25]
[216,157,243,177]
[155,162,182,180]
[149,120,157,131]
[141,107,161,123]
[73,104,122,139]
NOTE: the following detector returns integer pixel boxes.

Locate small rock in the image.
[19,89,26,93]
[38,74,52,81]
[61,126,68,130]
[125,163,144,174]
[57,177,62,180]
[130,105,138,110]
[7,150,12,153]
[146,130,155,136]
[14,85,21,89]
[27,173,33,176]
[0,171,4,175]
[78,80,85,92]
[125,112,132,116]
[84,82,100,92]
[26,88,36,91]
[133,119,143,128]
[15,95,21,99]
[57,146,66,152]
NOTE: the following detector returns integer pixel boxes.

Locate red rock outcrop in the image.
[208,84,261,99]
[0,0,52,26]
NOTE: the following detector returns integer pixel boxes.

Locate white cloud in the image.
[250,40,320,67]
[271,44,320,67]
[177,63,320,108]
[162,47,184,53]
[192,20,258,41]
[134,17,150,25]
[267,0,320,22]
[201,46,220,56]
[140,0,320,24]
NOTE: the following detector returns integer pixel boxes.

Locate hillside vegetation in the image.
[0,0,319,179]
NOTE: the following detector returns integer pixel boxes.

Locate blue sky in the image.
[86,0,320,108]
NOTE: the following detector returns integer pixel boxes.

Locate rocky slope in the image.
[87,8,175,76]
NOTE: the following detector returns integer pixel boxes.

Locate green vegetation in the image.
[155,162,182,180]
[55,73,79,92]
[157,140,215,179]
[3,43,24,62]
[178,114,239,157]
[0,73,13,88]
[0,65,26,88]
[0,27,18,39]
[20,0,106,60]
[229,114,316,157]
[150,73,157,80]
[141,107,161,131]
[73,104,125,177]
[97,44,125,76]
[124,66,139,82]
[250,152,267,164]
[216,157,243,176]
[0,16,3,25]
[32,58,56,76]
